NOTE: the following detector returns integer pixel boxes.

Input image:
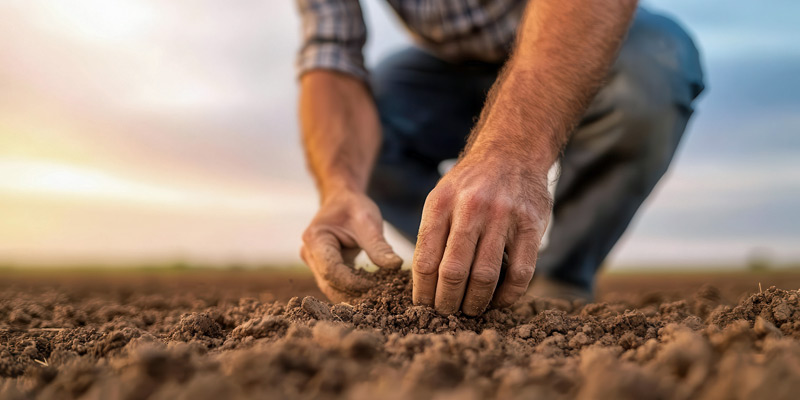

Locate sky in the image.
[0,0,798,269]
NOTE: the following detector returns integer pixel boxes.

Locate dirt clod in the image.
[301,296,332,320]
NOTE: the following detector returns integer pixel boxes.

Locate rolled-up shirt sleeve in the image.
[295,0,368,81]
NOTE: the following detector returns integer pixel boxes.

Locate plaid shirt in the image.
[296,0,527,81]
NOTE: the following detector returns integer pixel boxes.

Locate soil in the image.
[3,268,800,399]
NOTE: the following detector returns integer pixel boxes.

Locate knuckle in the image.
[470,267,500,287]
[508,265,535,286]
[459,191,488,213]
[490,196,515,216]
[353,209,375,225]
[414,259,439,278]
[425,188,452,214]
[439,264,469,286]
[436,184,457,199]
[301,227,319,243]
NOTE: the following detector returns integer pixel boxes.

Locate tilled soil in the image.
[2,269,800,399]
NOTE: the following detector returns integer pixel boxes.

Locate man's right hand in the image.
[298,70,398,302]
[300,190,403,303]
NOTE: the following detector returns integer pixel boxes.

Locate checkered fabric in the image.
[296,0,526,80]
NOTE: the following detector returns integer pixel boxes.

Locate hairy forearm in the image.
[467,0,638,170]
[299,70,381,200]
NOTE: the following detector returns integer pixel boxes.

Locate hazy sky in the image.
[0,0,798,268]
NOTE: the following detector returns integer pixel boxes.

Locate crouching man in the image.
[295,0,704,315]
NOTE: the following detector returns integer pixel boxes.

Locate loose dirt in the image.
[2,269,800,399]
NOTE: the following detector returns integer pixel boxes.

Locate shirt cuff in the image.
[296,42,369,82]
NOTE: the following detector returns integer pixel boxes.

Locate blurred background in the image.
[1,0,798,270]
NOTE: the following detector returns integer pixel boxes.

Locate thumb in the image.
[357,226,403,270]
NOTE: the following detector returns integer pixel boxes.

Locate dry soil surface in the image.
[2,268,800,399]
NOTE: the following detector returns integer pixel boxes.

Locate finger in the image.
[412,194,451,307]
[434,213,482,315]
[460,224,507,316]
[354,222,403,270]
[302,246,353,303]
[305,230,374,294]
[491,228,539,308]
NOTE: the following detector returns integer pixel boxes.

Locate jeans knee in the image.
[596,70,695,196]
[616,9,705,109]
[593,10,703,160]
[626,106,690,196]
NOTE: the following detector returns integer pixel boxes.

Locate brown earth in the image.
[2,268,800,399]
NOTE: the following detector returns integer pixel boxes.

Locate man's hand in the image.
[411,0,637,315]
[297,71,398,302]
[412,149,551,316]
[301,190,403,303]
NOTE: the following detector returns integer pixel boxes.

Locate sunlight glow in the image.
[0,157,188,204]
[0,158,313,214]
[34,0,155,42]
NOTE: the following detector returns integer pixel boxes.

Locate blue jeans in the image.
[367,9,705,293]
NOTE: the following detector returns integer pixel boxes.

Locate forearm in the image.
[299,70,381,200]
[467,0,638,170]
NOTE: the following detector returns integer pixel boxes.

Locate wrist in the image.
[464,133,556,176]
[466,59,569,173]
[319,175,368,205]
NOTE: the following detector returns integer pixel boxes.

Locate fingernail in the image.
[435,304,456,316]
[413,296,434,307]
[386,253,403,266]
[464,305,483,317]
